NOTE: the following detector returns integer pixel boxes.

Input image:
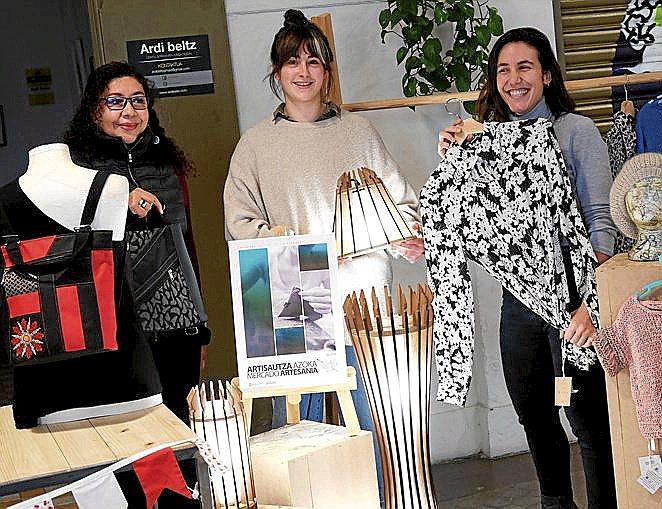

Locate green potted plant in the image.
[379,0,504,102]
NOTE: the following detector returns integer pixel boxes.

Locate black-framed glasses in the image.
[102,95,148,111]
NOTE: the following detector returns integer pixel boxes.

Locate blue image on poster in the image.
[239,248,275,357]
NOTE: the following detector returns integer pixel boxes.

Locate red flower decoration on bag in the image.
[11,317,45,360]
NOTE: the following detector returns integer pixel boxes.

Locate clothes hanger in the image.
[445,98,484,144]
[636,255,662,300]
[620,75,635,117]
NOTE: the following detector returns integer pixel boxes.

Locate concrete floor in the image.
[433,443,587,509]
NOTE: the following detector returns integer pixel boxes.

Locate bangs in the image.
[273,31,333,69]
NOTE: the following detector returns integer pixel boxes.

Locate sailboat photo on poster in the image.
[228,234,347,391]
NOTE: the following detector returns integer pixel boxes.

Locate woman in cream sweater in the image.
[224,9,423,505]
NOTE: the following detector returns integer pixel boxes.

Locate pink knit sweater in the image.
[594,296,662,439]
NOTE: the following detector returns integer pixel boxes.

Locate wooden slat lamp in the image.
[188,381,256,509]
[344,284,438,509]
[333,167,417,259]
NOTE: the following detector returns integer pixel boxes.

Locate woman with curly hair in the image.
[64,61,209,424]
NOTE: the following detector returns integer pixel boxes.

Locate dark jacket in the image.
[68,129,209,346]
[69,129,187,233]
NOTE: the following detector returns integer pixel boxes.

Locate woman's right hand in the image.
[437,118,465,157]
[271,224,293,236]
[129,188,163,218]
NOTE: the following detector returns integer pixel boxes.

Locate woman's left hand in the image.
[595,251,611,266]
[390,223,425,263]
[200,345,209,371]
[563,302,596,347]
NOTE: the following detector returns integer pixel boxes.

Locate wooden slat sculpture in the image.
[189,381,256,508]
[344,284,438,509]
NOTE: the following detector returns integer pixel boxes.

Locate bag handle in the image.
[79,171,112,227]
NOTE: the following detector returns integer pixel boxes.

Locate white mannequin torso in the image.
[19,143,128,241]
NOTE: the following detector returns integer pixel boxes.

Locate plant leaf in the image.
[434,5,447,24]
[421,18,434,38]
[404,77,417,97]
[421,56,438,72]
[405,55,421,72]
[422,38,442,61]
[456,74,471,92]
[391,8,402,26]
[475,25,491,48]
[397,0,417,16]
[379,9,391,28]
[397,46,408,64]
[428,72,451,92]
[488,11,504,36]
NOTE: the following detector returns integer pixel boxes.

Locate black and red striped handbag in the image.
[0,172,118,365]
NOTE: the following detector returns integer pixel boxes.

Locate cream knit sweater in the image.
[224,112,419,329]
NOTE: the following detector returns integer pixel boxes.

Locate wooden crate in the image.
[249,420,379,509]
[596,254,662,508]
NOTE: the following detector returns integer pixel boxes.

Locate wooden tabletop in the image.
[0,404,196,495]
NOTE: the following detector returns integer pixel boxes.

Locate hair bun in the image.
[283,9,308,28]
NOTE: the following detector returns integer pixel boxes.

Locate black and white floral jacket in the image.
[604,111,636,253]
[420,118,599,406]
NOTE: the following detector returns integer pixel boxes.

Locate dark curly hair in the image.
[63,61,192,176]
[268,9,334,100]
[477,27,575,122]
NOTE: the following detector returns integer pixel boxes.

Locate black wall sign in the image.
[126,34,214,97]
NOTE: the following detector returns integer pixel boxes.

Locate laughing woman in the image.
[223,9,423,504]
[438,28,617,509]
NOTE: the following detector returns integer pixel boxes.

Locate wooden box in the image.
[249,420,380,509]
[596,254,662,508]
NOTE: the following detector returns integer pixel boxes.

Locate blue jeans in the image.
[272,345,384,504]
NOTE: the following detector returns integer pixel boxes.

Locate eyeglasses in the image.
[102,95,148,111]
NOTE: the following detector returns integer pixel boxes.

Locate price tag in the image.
[639,455,662,476]
[637,470,662,494]
[195,438,228,475]
[555,377,572,407]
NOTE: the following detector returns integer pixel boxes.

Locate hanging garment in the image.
[593,296,662,439]
[604,111,637,253]
[420,118,598,406]
[605,111,637,176]
[636,97,662,153]
[0,179,161,428]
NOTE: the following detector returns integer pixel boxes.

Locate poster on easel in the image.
[229,234,347,391]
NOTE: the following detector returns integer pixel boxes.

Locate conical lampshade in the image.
[333,167,416,259]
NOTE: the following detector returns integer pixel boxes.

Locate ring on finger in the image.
[138,198,149,209]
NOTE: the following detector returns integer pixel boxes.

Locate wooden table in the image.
[0,403,198,498]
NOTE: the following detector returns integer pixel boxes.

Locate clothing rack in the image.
[341,72,662,112]
[310,13,662,113]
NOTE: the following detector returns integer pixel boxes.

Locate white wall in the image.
[0,0,93,185]
[225,0,561,462]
